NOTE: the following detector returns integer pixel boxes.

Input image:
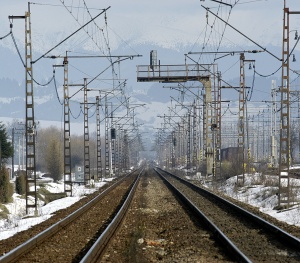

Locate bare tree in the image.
[36,126,63,174]
[290,121,299,164]
[45,138,63,182]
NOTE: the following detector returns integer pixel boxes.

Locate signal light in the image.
[111,128,116,139]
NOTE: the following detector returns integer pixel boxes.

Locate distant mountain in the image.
[0,37,299,138]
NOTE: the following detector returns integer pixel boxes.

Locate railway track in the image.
[156,167,300,262]
[101,167,234,262]
[0,169,142,263]
[1,167,300,262]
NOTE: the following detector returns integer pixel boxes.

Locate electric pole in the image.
[278,1,300,207]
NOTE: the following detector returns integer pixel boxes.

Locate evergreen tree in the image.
[0,123,14,203]
[0,122,13,164]
[0,167,13,203]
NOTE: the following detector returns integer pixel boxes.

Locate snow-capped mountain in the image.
[0,0,299,152]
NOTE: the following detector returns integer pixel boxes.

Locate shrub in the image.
[0,204,9,219]
[15,170,26,195]
[0,166,13,203]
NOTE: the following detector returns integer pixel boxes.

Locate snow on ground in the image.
[212,172,300,227]
[0,178,115,241]
[184,168,300,227]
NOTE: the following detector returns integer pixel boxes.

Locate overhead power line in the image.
[0,31,11,40]
[29,2,103,10]
[32,6,111,64]
[201,5,282,61]
[210,0,233,8]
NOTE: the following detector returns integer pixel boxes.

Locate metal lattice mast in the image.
[115,128,119,175]
[105,96,110,177]
[124,130,129,170]
[111,122,115,175]
[187,113,191,171]
[119,128,124,172]
[192,104,198,169]
[83,78,90,184]
[278,2,300,207]
[271,81,278,168]
[279,4,291,206]
[175,129,179,167]
[183,121,187,167]
[116,125,121,175]
[96,96,102,181]
[237,53,246,186]
[25,7,37,213]
[199,104,203,162]
[178,124,183,166]
[211,65,218,179]
[215,72,222,180]
[111,135,115,174]
[202,94,207,167]
[204,79,214,176]
[63,56,72,194]
[172,131,176,168]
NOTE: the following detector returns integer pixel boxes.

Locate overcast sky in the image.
[0,0,299,133]
[0,0,299,86]
[1,0,299,53]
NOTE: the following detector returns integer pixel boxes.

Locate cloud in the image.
[1,0,299,54]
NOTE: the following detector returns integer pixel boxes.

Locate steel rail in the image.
[154,168,251,263]
[80,168,143,263]
[0,171,136,263]
[158,168,300,251]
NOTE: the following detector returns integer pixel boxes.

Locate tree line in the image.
[0,122,101,204]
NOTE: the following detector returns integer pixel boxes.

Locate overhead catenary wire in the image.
[212,1,241,63]
[53,69,64,105]
[61,0,108,55]
[102,10,122,90]
[87,104,97,119]
[11,32,25,67]
[185,54,239,92]
[186,2,243,90]
[0,30,12,40]
[191,0,241,68]
[32,6,111,64]
[69,102,83,119]
[197,5,222,66]
[201,5,282,62]
[246,64,256,102]
[29,2,103,11]
[68,57,130,100]
[79,0,123,86]
[59,1,134,108]
[254,35,300,78]
[59,0,139,113]
[11,31,55,87]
